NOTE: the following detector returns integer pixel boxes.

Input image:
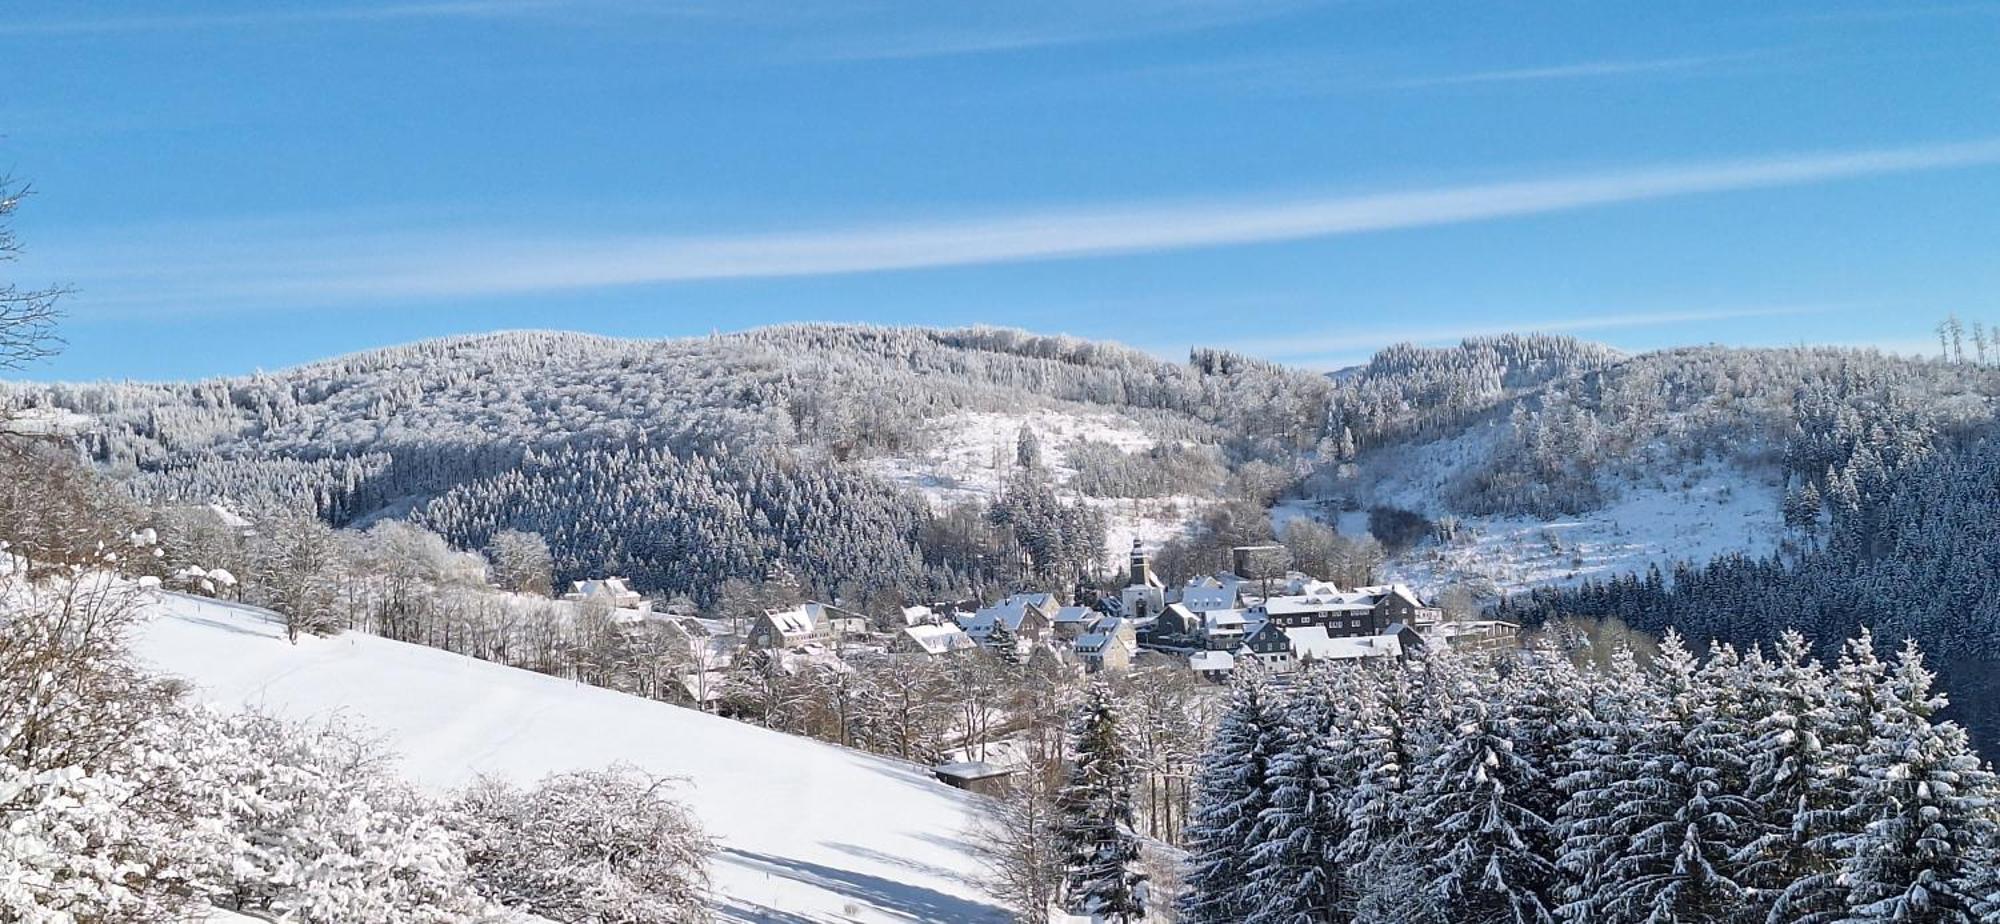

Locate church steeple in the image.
[1128,538,1152,588]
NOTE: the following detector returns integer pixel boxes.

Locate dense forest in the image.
[1180,638,1999,924]
[16,324,2000,754]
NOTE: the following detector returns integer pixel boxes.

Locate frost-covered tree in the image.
[1056,683,1147,922]
[973,756,1064,924]
[1406,675,1559,924]
[1834,640,1998,924]
[1180,668,1285,924]
[1244,667,1352,924]
[453,765,710,924]
[485,528,553,596]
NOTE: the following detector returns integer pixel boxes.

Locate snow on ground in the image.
[135,593,1008,924]
[864,409,1208,568]
[1277,420,1788,599]
[1375,464,1782,597]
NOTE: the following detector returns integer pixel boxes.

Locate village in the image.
[554,538,1522,786]
[565,539,1520,693]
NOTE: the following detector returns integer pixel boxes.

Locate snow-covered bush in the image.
[191,712,505,923]
[452,764,711,924]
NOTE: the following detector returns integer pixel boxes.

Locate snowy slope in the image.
[134,593,1008,924]
[863,409,1209,567]
[1274,415,1786,599]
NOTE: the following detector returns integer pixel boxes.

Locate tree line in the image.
[1178,635,2000,924]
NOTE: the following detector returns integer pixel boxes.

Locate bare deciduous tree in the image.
[0,178,63,375]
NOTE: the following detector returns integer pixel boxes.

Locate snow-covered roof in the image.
[765,603,827,637]
[1352,583,1430,608]
[1178,573,1246,612]
[903,623,979,655]
[1052,605,1094,625]
[1281,574,1345,596]
[934,761,1016,782]
[1260,593,1377,616]
[1189,650,1235,672]
[1204,608,1248,629]
[1073,631,1130,655]
[965,592,1055,636]
[900,605,935,626]
[567,577,642,601]
[1288,627,1403,661]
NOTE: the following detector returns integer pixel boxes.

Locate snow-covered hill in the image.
[134,592,1009,924]
[863,408,1211,568]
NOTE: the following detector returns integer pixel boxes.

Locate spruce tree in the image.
[1245,666,1353,924]
[1736,632,1849,923]
[1181,667,1284,924]
[1554,645,1658,922]
[1055,683,1147,923]
[1590,633,1759,922]
[1408,672,1559,924]
[1836,640,1999,924]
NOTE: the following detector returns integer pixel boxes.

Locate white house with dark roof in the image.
[960,592,1057,648]
[563,577,646,611]
[1178,573,1247,613]
[900,623,980,656]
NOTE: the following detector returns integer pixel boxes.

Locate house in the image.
[900,605,940,627]
[750,602,864,649]
[1199,608,1252,650]
[1178,573,1247,613]
[1143,603,1202,646]
[1250,582,1443,638]
[1119,540,1166,619]
[1352,584,1444,628]
[1424,619,1520,653]
[900,623,980,657]
[1287,626,1404,665]
[1071,614,1139,674]
[563,577,646,611]
[1189,649,1236,682]
[1073,629,1135,673]
[933,761,1018,797]
[1050,605,1099,640]
[1239,622,1294,670]
[961,592,1057,648]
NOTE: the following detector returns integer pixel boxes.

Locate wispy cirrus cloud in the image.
[1212,305,1841,366]
[808,0,1310,61]
[1389,52,1770,89]
[0,0,565,37]
[46,136,2000,315]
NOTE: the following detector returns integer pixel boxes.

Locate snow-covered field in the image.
[135,593,1008,924]
[864,409,1209,567]
[1279,461,1784,599]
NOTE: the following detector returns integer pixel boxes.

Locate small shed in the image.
[933,760,1018,797]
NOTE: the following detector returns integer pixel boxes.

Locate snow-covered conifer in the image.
[1055,683,1147,923]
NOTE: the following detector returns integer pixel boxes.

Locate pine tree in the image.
[1835,640,1999,924]
[1180,668,1284,924]
[1589,633,1758,922]
[1055,683,1147,923]
[1408,672,1559,924]
[1244,666,1352,924]
[1736,632,1849,923]
[1554,646,1658,922]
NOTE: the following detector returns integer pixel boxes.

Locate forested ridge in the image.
[14,324,2000,683]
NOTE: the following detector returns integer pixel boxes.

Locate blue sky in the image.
[4,0,1998,380]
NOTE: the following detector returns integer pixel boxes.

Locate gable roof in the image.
[764,603,827,637]
[1288,626,1403,661]
[902,623,979,655]
[1051,605,1095,625]
[1188,650,1235,672]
